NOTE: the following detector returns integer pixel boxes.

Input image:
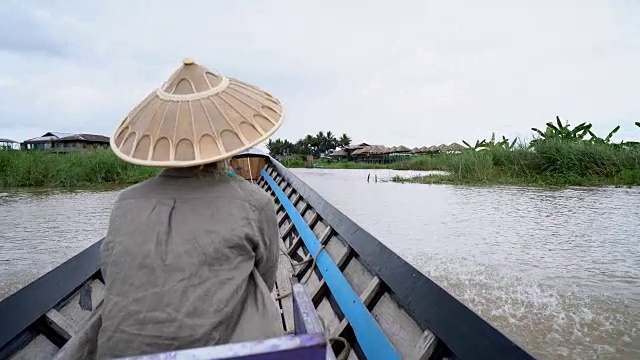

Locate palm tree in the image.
[339,133,352,148]
[326,131,337,148]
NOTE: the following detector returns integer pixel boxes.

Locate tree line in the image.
[266,131,352,157]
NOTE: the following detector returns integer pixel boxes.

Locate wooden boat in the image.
[0,150,535,360]
[229,148,269,183]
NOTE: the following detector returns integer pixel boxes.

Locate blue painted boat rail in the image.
[262,168,402,360]
[265,159,536,359]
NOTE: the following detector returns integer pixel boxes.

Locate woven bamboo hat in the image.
[110,58,284,167]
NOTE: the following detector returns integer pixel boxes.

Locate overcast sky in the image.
[0,0,638,149]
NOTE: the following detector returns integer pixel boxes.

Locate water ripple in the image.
[1,171,638,359]
[292,168,640,360]
[0,189,118,298]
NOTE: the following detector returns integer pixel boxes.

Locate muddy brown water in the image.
[0,168,638,359]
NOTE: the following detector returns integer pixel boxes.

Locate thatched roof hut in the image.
[351,146,368,155]
[396,145,410,152]
[352,145,390,155]
[374,145,389,154]
[329,149,348,157]
[448,142,466,151]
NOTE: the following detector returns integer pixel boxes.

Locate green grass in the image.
[0,150,158,188]
[389,140,640,187]
[279,158,306,168]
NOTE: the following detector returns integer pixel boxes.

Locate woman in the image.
[94,58,285,359]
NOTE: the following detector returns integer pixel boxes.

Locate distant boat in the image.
[0,150,534,360]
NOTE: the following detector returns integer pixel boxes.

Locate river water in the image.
[0,169,638,359]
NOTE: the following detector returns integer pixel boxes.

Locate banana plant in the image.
[587,125,620,144]
[462,139,478,150]
[462,139,488,150]
[531,116,592,142]
[625,122,640,148]
[604,125,620,143]
[496,135,518,149]
[463,133,517,150]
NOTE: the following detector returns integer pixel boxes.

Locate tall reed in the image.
[0,150,158,188]
[391,140,640,186]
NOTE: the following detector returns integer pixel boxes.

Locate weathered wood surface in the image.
[8,335,58,360]
[275,244,296,334]
[58,279,105,329]
[371,293,438,359]
[45,309,77,341]
[229,157,266,181]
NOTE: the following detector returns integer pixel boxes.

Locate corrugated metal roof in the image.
[23,135,59,143]
[48,132,73,138]
[56,134,110,143]
[0,138,17,143]
[24,131,72,143]
[23,132,109,144]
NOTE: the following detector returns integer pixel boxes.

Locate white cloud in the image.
[0,0,638,147]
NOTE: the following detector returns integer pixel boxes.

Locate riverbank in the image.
[0,150,158,188]
[1,140,639,188]
[307,140,640,187]
[398,140,640,187]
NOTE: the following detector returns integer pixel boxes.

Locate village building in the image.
[0,138,19,150]
[327,148,348,160]
[21,132,73,150]
[342,142,369,156]
[21,132,110,152]
[52,134,110,152]
[326,142,370,161]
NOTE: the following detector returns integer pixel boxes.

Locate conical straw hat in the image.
[110,58,284,167]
